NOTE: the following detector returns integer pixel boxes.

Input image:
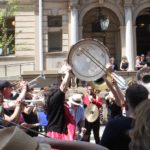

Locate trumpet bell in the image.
[88,75,112,91]
[136,67,150,93]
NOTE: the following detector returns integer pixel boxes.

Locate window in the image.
[47,16,62,52]
[48,31,62,52]
[0,17,15,55]
[48,16,62,27]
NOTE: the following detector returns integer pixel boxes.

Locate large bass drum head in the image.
[68,39,110,81]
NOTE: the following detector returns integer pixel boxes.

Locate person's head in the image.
[122,56,128,62]
[0,126,50,150]
[125,84,149,111]
[0,81,14,99]
[136,55,140,60]
[140,54,145,60]
[69,93,83,108]
[86,85,94,95]
[129,100,150,150]
[110,57,115,64]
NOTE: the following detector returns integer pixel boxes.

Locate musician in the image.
[100,84,149,150]
[0,81,27,128]
[46,63,76,140]
[82,85,102,144]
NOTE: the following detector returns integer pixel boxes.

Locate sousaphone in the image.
[68,38,110,82]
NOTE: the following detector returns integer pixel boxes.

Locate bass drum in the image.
[68,39,110,81]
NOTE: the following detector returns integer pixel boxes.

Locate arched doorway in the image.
[136,7,150,55]
[82,7,121,64]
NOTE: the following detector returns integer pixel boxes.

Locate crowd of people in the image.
[0,59,150,150]
[109,51,150,72]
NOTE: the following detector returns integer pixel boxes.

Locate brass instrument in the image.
[136,67,150,93]
[67,39,127,122]
[68,38,127,91]
[4,95,46,107]
[28,73,46,89]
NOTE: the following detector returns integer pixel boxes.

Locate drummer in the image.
[82,85,102,144]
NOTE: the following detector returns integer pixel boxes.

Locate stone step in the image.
[0,75,22,81]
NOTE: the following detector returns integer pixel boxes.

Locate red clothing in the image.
[47,103,76,141]
[83,95,102,108]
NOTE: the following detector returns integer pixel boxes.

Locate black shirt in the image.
[100,115,133,150]
[46,89,67,133]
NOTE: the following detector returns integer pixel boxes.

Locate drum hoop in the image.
[68,38,110,81]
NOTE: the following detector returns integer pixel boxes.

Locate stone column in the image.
[133,25,137,62]
[125,6,135,71]
[70,4,78,46]
[39,0,43,71]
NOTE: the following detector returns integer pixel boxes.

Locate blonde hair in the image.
[129,100,150,150]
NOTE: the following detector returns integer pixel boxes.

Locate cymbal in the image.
[84,103,99,122]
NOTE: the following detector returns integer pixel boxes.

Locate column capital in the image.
[68,0,79,10]
[99,0,105,4]
[124,0,133,7]
[68,4,78,11]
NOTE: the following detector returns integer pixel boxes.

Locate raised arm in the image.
[59,64,71,92]
[103,75,125,107]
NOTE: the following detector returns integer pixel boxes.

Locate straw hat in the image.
[0,126,50,150]
[69,93,83,106]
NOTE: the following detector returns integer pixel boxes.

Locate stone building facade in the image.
[0,0,150,76]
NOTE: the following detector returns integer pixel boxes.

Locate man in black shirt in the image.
[100,84,149,150]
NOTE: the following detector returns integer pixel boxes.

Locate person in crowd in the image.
[109,57,118,71]
[146,51,150,67]
[0,81,27,128]
[139,54,146,68]
[103,63,125,120]
[100,84,149,150]
[21,105,40,137]
[67,93,86,140]
[105,90,122,120]
[0,126,109,150]
[82,85,102,144]
[46,63,76,140]
[135,55,141,70]
[120,56,129,71]
[129,100,150,150]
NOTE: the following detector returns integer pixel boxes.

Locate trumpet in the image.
[28,73,46,89]
[3,96,46,108]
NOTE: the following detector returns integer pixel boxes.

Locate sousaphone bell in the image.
[68,38,110,82]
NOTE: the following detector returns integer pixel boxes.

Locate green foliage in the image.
[0,0,19,55]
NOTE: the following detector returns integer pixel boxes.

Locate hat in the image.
[0,126,51,150]
[0,81,13,90]
[69,93,83,106]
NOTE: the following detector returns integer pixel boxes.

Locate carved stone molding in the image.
[124,0,133,6]
[99,0,105,4]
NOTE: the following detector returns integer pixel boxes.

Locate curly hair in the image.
[129,100,150,150]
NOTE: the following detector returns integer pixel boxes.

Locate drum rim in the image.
[68,38,110,81]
